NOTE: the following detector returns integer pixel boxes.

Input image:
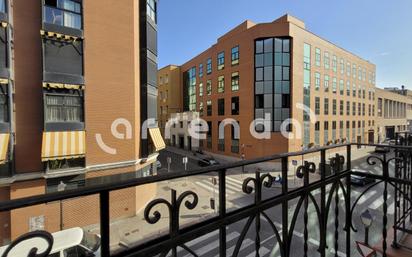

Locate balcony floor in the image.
[373,228,412,257]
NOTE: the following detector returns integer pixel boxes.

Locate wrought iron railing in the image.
[0,143,412,257]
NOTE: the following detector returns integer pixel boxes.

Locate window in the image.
[207,58,212,74]
[218,98,225,116]
[231,97,239,115]
[0,0,5,13]
[44,91,83,123]
[231,72,239,91]
[324,51,330,69]
[207,121,212,148]
[315,121,320,145]
[43,38,83,79]
[217,121,224,151]
[352,64,357,79]
[255,37,290,132]
[199,102,204,116]
[332,77,337,93]
[199,64,203,78]
[346,81,350,96]
[217,52,225,70]
[333,99,337,115]
[206,80,212,95]
[324,98,329,115]
[358,66,362,80]
[340,100,344,115]
[207,100,212,116]
[353,83,356,97]
[146,0,157,23]
[303,43,311,147]
[315,48,321,67]
[184,67,196,111]
[339,79,344,95]
[324,121,329,144]
[324,75,329,92]
[358,102,361,116]
[199,82,203,97]
[218,76,225,93]
[332,55,337,72]
[340,58,344,74]
[315,97,320,115]
[231,123,239,153]
[362,103,365,116]
[231,46,239,65]
[346,101,350,115]
[0,86,8,123]
[378,98,382,117]
[315,72,320,91]
[352,102,356,116]
[44,0,82,30]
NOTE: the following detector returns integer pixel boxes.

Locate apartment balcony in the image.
[1,139,412,257]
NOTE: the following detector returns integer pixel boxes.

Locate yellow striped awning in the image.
[149,128,166,152]
[0,134,10,165]
[42,82,84,90]
[40,30,80,41]
[42,131,86,161]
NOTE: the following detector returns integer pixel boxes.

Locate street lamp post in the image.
[360,209,374,245]
[57,181,67,231]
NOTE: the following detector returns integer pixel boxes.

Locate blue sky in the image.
[158,0,412,88]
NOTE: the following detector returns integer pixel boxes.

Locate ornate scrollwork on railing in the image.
[296,161,316,179]
[241,172,274,195]
[143,189,199,257]
[144,189,198,234]
[1,231,54,257]
[330,153,345,173]
[234,171,283,257]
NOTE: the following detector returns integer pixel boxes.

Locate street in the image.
[108,147,398,256]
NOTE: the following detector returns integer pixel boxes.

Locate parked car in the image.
[350,169,376,186]
[193,149,204,156]
[198,157,220,167]
[0,227,101,257]
[375,139,392,153]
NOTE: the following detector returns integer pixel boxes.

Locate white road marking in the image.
[224,238,254,257]
[244,247,271,257]
[388,201,395,215]
[266,243,279,257]
[358,190,377,204]
[195,181,235,195]
[182,231,239,257]
[368,197,386,210]
[178,230,219,250]
[226,176,244,185]
[201,179,239,192]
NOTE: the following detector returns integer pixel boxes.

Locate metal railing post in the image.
[281,157,289,257]
[219,169,227,257]
[346,144,351,256]
[100,191,110,257]
[319,149,326,257]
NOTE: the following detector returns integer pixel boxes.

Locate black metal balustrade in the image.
[1,143,412,257]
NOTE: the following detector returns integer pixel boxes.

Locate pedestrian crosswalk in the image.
[172,229,274,257]
[195,176,245,195]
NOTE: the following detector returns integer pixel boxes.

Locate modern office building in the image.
[157,65,182,138]
[160,14,377,160]
[376,87,412,141]
[0,0,164,244]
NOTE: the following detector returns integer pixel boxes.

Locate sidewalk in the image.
[373,228,412,257]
